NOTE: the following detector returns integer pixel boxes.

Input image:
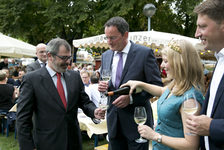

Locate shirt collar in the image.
[214,48,224,60]
[45,65,64,78]
[46,65,56,78]
[115,40,131,55]
[38,59,44,64]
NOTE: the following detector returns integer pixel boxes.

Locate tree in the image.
[0,0,202,55]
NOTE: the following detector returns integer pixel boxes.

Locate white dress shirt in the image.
[111,41,131,87]
[38,59,46,67]
[88,83,101,107]
[46,65,68,102]
[205,48,224,150]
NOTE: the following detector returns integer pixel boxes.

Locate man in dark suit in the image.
[186,0,224,149]
[17,38,105,150]
[26,43,47,72]
[0,58,8,70]
[98,16,162,150]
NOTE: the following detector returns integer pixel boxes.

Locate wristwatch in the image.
[156,134,162,143]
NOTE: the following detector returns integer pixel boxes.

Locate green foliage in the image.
[0,0,203,55]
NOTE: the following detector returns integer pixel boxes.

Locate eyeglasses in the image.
[104,36,119,41]
[52,53,72,61]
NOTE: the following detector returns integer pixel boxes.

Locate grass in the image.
[0,131,107,150]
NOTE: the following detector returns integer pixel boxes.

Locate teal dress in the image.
[152,87,204,150]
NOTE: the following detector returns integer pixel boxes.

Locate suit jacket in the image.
[200,73,224,150]
[17,67,97,150]
[26,60,41,72]
[101,41,162,141]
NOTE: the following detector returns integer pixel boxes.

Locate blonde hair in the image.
[162,39,205,96]
[0,70,7,81]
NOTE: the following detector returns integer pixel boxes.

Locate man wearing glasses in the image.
[99,16,162,150]
[17,38,106,150]
[26,43,47,72]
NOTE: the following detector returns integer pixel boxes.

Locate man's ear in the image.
[123,31,129,40]
[47,52,52,60]
[220,20,224,31]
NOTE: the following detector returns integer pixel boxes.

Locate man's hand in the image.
[186,114,212,136]
[94,108,106,119]
[112,95,130,108]
[98,81,109,92]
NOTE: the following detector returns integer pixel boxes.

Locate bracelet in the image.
[156,133,162,143]
[129,95,133,104]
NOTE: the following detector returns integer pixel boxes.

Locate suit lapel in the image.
[40,68,66,111]
[211,74,224,116]
[64,71,72,111]
[103,50,114,88]
[120,42,135,84]
[104,50,114,70]
[35,60,41,69]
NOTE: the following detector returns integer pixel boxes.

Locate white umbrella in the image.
[0,33,36,58]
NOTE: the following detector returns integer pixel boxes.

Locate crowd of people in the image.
[0,0,224,150]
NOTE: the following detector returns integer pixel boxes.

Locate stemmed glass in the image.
[182,93,198,135]
[93,69,111,124]
[99,69,111,110]
[134,106,148,143]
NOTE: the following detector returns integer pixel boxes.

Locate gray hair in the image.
[104,16,129,35]
[46,38,71,55]
[194,0,224,24]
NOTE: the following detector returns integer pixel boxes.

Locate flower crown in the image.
[168,40,182,53]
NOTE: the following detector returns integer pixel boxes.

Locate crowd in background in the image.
[0,51,213,128]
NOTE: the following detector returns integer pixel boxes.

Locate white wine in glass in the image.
[100,69,111,99]
[101,69,111,82]
[134,106,148,143]
[182,93,198,135]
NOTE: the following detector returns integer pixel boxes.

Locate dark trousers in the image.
[108,119,149,150]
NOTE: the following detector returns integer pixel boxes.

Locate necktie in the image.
[56,73,67,109]
[115,52,123,89]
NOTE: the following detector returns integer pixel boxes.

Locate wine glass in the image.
[101,69,111,82]
[134,106,148,143]
[182,93,198,135]
[93,69,111,124]
[100,69,111,100]
[99,96,109,110]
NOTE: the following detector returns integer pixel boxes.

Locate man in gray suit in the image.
[98,17,162,150]
[26,43,47,72]
[17,38,105,150]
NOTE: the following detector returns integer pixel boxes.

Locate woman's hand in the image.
[138,125,158,141]
[120,80,141,95]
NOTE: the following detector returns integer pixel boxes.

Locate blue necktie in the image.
[115,52,123,89]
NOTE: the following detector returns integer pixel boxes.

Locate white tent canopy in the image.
[0,33,36,58]
[73,30,204,51]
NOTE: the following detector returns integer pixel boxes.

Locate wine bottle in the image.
[106,86,142,96]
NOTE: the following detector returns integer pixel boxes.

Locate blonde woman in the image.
[121,39,205,150]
